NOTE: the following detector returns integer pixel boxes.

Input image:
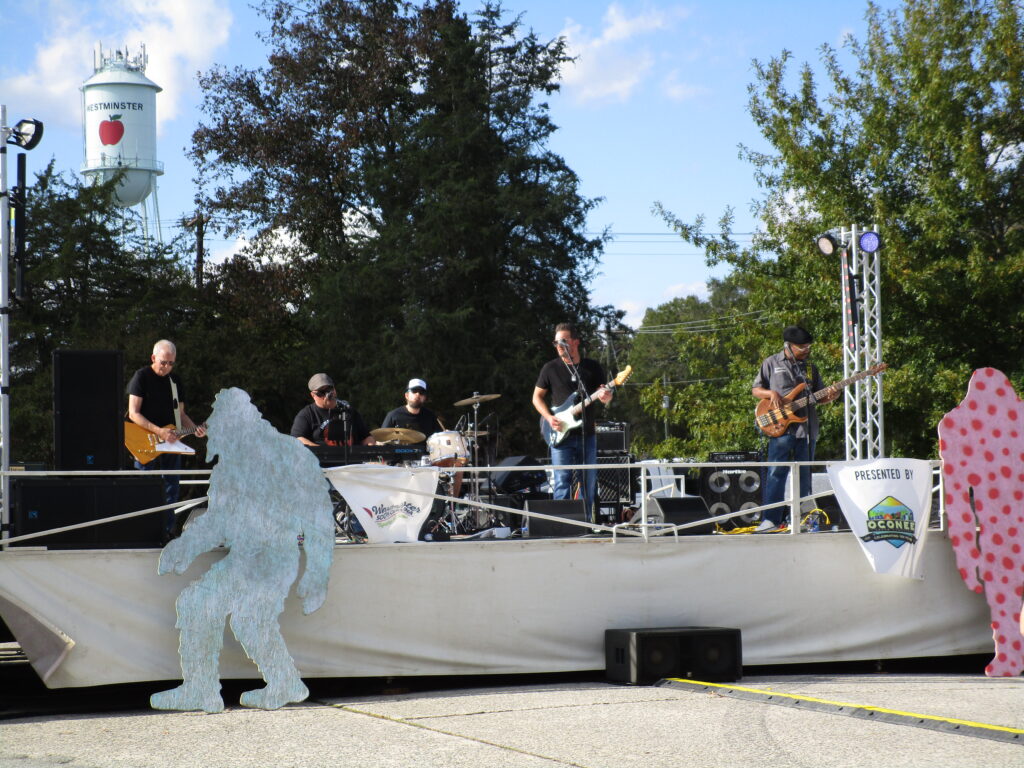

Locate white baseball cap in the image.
[407,378,428,392]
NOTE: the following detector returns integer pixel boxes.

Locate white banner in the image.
[324,464,439,543]
[827,459,933,579]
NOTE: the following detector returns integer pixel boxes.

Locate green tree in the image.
[657,0,1024,458]
[191,0,610,450]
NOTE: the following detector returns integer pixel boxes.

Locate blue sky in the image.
[1,0,902,327]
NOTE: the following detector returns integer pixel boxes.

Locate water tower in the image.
[80,43,164,242]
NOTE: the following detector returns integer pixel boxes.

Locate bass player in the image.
[532,322,613,523]
[752,325,838,532]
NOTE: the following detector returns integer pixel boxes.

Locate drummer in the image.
[380,378,443,443]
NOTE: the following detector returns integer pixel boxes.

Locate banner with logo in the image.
[826,459,933,579]
[325,464,439,543]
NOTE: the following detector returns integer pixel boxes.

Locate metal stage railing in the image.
[0,458,945,549]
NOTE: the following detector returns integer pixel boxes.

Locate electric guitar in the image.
[124,420,205,465]
[754,363,887,438]
[540,366,633,447]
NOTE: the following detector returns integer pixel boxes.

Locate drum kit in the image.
[365,391,504,538]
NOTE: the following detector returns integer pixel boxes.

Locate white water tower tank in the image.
[80,44,163,207]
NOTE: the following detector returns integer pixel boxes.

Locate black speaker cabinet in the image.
[492,456,547,494]
[597,453,636,503]
[700,451,762,529]
[596,421,630,454]
[650,496,715,535]
[11,476,165,548]
[523,498,588,537]
[53,350,125,470]
[605,627,742,684]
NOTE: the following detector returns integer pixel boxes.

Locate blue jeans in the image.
[763,432,814,526]
[550,432,598,522]
[135,453,181,534]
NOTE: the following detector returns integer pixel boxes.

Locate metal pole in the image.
[1,105,11,543]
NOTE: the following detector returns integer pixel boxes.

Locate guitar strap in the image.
[169,378,182,431]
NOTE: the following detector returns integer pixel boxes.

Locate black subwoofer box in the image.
[605,626,742,684]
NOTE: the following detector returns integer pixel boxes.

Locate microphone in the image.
[338,400,351,410]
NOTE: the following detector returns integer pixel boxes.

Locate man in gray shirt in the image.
[751,326,837,531]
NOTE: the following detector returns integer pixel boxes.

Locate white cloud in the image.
[1,0,232,132]
[618,299,647,329]
[661,69,708,102]
[664,280,708,299]
[559,3,691,105]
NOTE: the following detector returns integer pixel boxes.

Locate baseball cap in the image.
[308,373,334,391]
[407,378,428,392]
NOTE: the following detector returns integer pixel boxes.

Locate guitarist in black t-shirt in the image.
[532,323,613,523]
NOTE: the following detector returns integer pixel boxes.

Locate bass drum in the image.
[426,431,470,467]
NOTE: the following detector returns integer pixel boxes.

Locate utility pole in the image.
[183,212,207,288]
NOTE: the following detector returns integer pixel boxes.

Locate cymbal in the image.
[370,427,426,445]
[463,430,490,438]
[453,393,501,407]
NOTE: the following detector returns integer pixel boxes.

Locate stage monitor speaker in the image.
[649,496,715,535]
[596,421,630,454]
[492,456,547,494]
[53,350,125,470]
[701,451,762,529]
[523,498,588,537]
[10,476,164,548]
[605,627,742,684]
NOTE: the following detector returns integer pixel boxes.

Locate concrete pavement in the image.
[2,673,1022,767]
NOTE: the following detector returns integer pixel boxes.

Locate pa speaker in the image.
[523,498,588,537]
[700,451,762,529]
[492,456,547,494]
[10,476,164,548]
[605,627,742,684]
[53,350,125,470]
[650,496,715,535]
[597,453,635,503]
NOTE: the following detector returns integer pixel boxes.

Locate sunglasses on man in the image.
[314,387,335,397]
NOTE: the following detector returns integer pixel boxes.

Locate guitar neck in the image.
[789,369,877,411]
[570,383,614,417]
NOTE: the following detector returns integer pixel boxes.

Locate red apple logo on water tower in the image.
[99,114,125,146]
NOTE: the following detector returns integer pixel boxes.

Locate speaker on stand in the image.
[53,350,125,471]
[700,451,762,530]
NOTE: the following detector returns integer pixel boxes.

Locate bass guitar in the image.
[754,363,887,438]
[540,366,633,447]
[124,421,205,465]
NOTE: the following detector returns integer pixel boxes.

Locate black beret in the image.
[783,325,813,344]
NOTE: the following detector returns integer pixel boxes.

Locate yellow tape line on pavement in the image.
[660,678,1024,743]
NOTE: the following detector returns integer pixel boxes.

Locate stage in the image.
[0,526,992,688]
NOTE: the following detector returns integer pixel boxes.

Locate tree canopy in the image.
[190,0,615,451]
[646,0,1024,460]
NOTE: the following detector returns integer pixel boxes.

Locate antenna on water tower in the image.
[80,42,164,243]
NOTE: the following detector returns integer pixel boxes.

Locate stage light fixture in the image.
[816,233,843,256]
[858,230,881,253]
[6,118,44,151]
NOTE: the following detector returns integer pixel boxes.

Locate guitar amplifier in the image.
[596,421,630,454]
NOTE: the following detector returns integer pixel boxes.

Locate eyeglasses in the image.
[156,359,175,367]
[313,387,335,397]
[409,387,426,394]
[791,343,812,351]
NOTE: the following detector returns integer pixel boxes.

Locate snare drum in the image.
[427,431,470,467]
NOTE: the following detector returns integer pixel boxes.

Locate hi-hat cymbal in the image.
[463,430,490,438]
[370,427,426,444]
[453,393,501,407]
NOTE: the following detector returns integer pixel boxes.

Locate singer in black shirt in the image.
[290,373,374,446]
